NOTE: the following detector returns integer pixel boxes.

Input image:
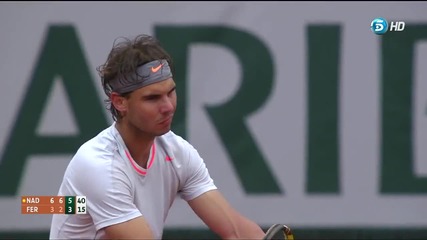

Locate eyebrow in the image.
[141,85,176,98]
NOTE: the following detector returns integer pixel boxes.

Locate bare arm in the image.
[103,216,154,239]
[188,189,265,239]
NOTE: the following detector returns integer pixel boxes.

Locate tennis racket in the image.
[263,224,294,240]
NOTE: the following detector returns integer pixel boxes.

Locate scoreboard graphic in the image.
[21,196,87,214]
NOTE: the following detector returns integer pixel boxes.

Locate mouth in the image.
[159,115,173,125]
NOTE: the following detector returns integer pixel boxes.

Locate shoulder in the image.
[60,125,132,197]
[64,125,125,185]
[156,131,198,157]
[158,131,191,147]
[156,131,204,167]
[73,125,118,168]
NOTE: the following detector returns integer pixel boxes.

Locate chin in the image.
[155,127,171,136]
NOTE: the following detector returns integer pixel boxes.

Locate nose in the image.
[160,96,175,114]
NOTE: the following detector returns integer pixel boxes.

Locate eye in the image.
[168,87,176,96]
[144,95,160,101]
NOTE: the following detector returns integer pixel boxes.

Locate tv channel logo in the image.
[371,17,405,35]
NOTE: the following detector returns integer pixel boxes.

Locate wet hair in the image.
[96,34,174,121]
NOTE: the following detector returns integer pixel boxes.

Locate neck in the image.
[115,121,154,168]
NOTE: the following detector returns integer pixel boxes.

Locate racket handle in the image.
[283,225,294,240]
[263,224,295,240]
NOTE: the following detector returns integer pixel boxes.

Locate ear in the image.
[111,92,128,114]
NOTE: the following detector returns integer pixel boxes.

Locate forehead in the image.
[133,78,175,95]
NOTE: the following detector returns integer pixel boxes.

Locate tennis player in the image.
[49,34,265,239]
